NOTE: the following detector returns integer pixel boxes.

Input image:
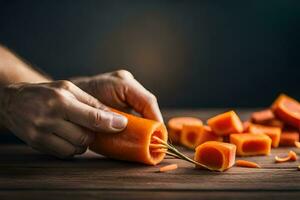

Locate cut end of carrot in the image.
[275,151,298,163]
[194,141,236,172]
[207,111,243,136]
[235,160,261,168]
[159,164,178,172]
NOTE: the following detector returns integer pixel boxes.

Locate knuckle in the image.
[112,69,133,79]
[56,80,73,90]
[147,94,157,106]
[89,110,102,129]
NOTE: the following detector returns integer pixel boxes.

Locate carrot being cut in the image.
[248,124,281,148]
[275,151,298,163]
[194,141,236,172]
[207,111,243,136]
[271,94,300,128]
[180,124,203,149]
[230,133,271,156]
[159,164,178,172]
[167,117,203,144]
[279,130,299,147]
[90,109,168,165]
[235,160,261,168]
[251,109,275,124]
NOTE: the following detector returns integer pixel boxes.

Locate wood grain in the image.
[0,109,299,200]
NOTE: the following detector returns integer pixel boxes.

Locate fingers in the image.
[63,99,128,133]
[50,120,96,147]
[29,131,86,159]
[123,78,164,122]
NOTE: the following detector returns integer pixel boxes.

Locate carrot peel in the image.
[159,164,178,172]
[235,160,261,168]
[275,151,298,163]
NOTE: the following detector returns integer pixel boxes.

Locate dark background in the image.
[0,0,299,108]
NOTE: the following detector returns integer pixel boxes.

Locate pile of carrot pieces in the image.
[161,94,300,172]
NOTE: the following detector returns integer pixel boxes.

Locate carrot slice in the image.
[197,125,223,146]
[271,94,300,128]
[248,124,281,148]
[90,109,168,165]
[295,141,300,148]
[181,124,203,149]
[230,133,271,156]
[235,160,261,168]
[275,151,298,163]
[279,130,299,147]
[167,117,203,144]
[207,111,243,136]
[251,109,275,124]
[194,141,236,172]
[159,164,178,172]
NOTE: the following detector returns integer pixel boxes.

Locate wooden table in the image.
[0,109,300,200]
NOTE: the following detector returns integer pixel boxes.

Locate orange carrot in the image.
[235,160,261,168]
[275,151,298,163]
[248,124,281,148]
[159,164,178,172]
[251,109,275,124]
[271,94,300,128]
[243,121,251,132]
[263,119,285,128]
[90,109,168,165]
[230,133,271,156]
[197,125,223,146]
[207,111,243,136]
[194,141,236,172]
[167,117,202,144]
[295,141,300,148]
[180,124,203,149]
[279,130,299,147]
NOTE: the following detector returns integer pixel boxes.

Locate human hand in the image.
[0,80,128,158]
[72,70,163,122]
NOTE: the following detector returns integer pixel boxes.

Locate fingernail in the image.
[112,114,128,130]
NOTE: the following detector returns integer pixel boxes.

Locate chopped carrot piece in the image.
[279,130,299,147]
[197,125,223,146]
[194,141,236,172]
[181,124,203,149]
[167,117,203,144]
[271,94,300,128]
[248,124,281,148]
[207,111,243,136]
[90,109,168,165]
[251,109,275,124]
[230,133,271,156]
[295,141,300,148]
[275,151,298,163]
[159,164,178,172]
[263,119,285,128]
[243,121,251,132]
[235,160,261,168]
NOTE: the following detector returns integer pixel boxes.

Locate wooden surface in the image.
[1,109,300,200]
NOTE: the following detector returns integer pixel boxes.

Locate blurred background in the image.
[0,0,299,108]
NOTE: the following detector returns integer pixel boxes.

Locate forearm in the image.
[0,45,51,129]
[0,45,51,86]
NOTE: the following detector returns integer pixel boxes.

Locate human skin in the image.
[0,45,163,158]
